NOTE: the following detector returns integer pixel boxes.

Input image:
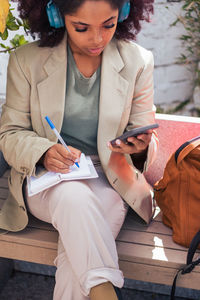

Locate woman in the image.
[0,0,158,299]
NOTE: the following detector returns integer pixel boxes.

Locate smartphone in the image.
[110,123,159,146]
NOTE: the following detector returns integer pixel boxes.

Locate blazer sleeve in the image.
[127,50,158,171]
[0,51,55,176]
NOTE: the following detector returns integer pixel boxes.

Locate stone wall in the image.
[0,0,195,113]
[137,0,194,109]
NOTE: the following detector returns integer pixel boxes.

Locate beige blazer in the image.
[0,35,158,232]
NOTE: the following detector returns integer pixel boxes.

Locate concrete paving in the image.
[0,270,200,300]
[0,258,13,292]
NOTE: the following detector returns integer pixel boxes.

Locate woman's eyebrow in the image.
[103,16,117,24]
[72,16,117,26]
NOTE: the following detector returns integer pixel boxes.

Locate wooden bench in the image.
[0,113,200,291]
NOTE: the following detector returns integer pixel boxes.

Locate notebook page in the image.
[60,152,91,179]
[28,171,60,195]
[27,153,94,196]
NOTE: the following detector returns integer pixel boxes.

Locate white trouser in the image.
[25,158,128,300]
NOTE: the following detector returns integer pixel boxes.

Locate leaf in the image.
[10,33,20,47]
[6,21,19,31]
[18,35,28,45]
[10,34,28,48]
[0,28,8,40]
[180,35,192,41]
[0,0,9,34]
[16,18,22,26]
[0,42,7,48]
[22,19,30,31]
[170,19,179,27]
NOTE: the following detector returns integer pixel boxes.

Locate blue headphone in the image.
[46,0,64,28]
[118,1,131,23]
[46,0,131,28]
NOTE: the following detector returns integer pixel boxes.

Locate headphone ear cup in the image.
[46,0,64,28]
[118,1,130,23]
[46,1,55,27]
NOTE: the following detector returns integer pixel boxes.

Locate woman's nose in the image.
[90,29,103,44]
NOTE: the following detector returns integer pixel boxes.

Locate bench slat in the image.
[1,228,200,290]
[0,187,9,199]
[0,226,58,265]
[119,261,200,290]
[0,227,58,249]
[1,220,199,271]
[0,199,5,206]
[0,177,8,188]
[2,170,9,178]
[117,229,188,252]
[28,215,56,232]
[124,215,173,235]
[0,239,56,265]
[117,241,200,271]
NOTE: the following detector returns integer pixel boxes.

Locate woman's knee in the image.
[102,191,129,239]
[49,181,98,214]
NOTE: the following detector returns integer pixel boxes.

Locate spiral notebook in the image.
[27,153,98,196]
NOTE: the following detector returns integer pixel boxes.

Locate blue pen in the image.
[45,116,80,168]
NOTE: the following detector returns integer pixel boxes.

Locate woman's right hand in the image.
[43,144,81,174]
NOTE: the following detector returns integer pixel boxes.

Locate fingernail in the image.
[116,139,121,145]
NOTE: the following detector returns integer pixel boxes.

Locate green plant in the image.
[172,0,200,88]
[0,0,29,53]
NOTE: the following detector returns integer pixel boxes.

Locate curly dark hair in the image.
[16,0,154,47]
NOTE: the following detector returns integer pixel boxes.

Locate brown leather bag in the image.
[154,136,200,248]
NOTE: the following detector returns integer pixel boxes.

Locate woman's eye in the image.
[104,24,115,29]
[75,27,87,32]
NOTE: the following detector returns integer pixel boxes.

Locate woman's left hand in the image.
[107,130,153,155]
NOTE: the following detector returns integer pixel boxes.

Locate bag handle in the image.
[170,230,200,300]
[175,136,200,164]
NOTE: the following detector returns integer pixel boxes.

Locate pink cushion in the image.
[145,114,200,185]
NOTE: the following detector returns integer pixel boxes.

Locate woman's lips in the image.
[88,47,104,54]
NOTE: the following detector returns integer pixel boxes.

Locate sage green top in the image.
[61,46,100,155]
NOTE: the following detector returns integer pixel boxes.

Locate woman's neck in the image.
[68,40,102,78]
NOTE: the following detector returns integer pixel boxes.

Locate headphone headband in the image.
[46,0,130,28]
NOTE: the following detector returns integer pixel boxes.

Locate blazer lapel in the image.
[98,39,129,164]
[37,35,67,141]
[37,37,129,147]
